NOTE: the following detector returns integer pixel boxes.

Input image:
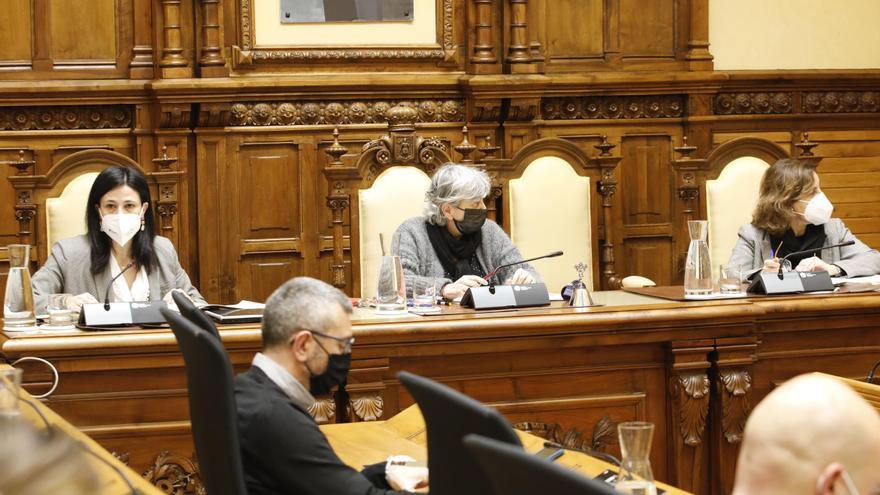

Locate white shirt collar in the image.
[109,253,149,302]
[251,352,315,411]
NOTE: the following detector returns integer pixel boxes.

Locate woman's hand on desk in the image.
[504,268,536,285]
[67,293,99,311]
[441,275,487,300]
[795,256,842,276]
[762,258,781,273]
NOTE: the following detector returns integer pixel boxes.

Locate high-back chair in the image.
[508,156,594,292]
[398,371,522,495]
[706,156,770,269]
[161,309,247,495]
[171,290,219,339]
[463,434,616,495]
[45,172,99,251]
[358,166,431,298]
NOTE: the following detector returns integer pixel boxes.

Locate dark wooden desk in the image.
[3,290,880,495]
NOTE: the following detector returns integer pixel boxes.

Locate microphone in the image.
[104,261,135,310]
[776,240,855,279]
[483,250,564,282]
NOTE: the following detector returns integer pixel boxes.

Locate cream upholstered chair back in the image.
[706,156,770,269]
[359,166,432,297]
[509,156,593,292]
[45,172,100,250]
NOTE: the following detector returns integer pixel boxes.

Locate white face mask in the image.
[797,192,834,225]
[101,212,143,246]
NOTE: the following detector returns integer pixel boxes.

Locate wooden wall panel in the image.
[0,0,32,66]
[619,0,674,56]
[49,0,117,64]
[620,135,673,225]
[541,0,604,59]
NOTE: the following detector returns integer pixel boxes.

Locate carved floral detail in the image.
[513,415,616,453]
[803,91,880,113]
[229,100,463,126]
[111,451,131,466]
[143,451,205,495]
[350,394,384,422]
[542,96,685,120]
[713,93,793,115]
[720,369,752,444]
[309,398,336,423]
[672,372,710,447]
[0,106,132,131]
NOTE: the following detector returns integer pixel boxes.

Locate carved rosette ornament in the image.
[713,92,793,115]
[803,91,880,113]
[143,451,205,495]
[0,105,132,131]
[719,369,752,444]
[672,372,710,447]
[542,96,685,120]
[228,100,464,127]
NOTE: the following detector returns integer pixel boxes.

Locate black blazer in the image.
[234,367,409,495]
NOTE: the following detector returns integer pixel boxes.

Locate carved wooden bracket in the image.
[673,371,710,447]
[2,150,37,243]
[672,136,707,224]
[667,339,713,493]
[149,147,184,237]
[592,135,623,289]
[308,398,337,424]
[142,451,204,495]
[719,368,752,444]
[350,393,384,422]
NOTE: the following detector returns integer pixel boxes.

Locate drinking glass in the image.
[684,221,712,296]
[376,255,406,313]
[615,422,657,495]
[718,264,743,294]
[48,294,74,327]
[411,278,438,310]
[0,367,23,420]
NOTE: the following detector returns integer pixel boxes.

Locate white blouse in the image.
[109,254,150,302]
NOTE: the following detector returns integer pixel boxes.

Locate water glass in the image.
[376,255,406,313]
[412,279,438,310]
[718,265,743,294]
[616,421,657,495]
[48,293,74,326]
[0,367,23,420]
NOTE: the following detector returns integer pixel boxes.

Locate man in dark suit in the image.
[235,277,424,495]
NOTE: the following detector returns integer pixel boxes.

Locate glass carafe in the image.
[376,255,406,313]
[3,244,36,330]
[615,422,657,495]
[684,220,713,296]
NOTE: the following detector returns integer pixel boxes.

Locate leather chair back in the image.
[398,371,521,495]
[463,434,616,495]
[706,156,770,268]
[45,172,99,249]
[358,166,431,297]
[171,290,220,339]
[161,309,247,495]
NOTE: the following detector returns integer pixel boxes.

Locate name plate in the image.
[747,270,834,295]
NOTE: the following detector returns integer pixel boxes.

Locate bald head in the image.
[733,374,880,495]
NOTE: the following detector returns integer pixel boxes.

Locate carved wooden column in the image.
[672,137,707,284]
[324,129,350,289]
[592,136,623,289]
[477,136,502,223]
[685,0,713,70]
[668,339,713,494]
[3,150,37,245]
[159,0,191,77]
[505,0,533,72]
[198,0,225,76]
[471,0,498,71]
[712,336,758,495]
[129,0,155,78]
[150,146,181,240]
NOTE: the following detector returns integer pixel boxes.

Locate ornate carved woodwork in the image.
[713,336,758,494]
[541,96,686,120]
[672,137,707,271]
[713,92,794,115]
[143,451,205,495]
[198,0,224,69]
[129,0,155,78]
[472,0,498,65]
[675,372,710,447]
[308,398,337,424]
[593,136,623,289]
[0,105,133,131]
[505,0,532,70]
[350,393,384,422]
[668,340,713,492]
[226,100,465,127]
[685,0,713,70]
[513,415,616,453]
[159,0,189,76]
[803,91,880,113]
[454,126,478,163]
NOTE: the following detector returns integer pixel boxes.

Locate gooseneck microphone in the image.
[104,261,135,310]
[776,240,855,279]
[483,250,564,282]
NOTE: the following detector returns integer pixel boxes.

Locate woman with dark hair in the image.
[32,165,205,313]
[728,158,880,280]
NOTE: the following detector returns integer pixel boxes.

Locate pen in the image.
[771,240,783,259]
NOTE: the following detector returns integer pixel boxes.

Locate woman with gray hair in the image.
[393,163,539,300]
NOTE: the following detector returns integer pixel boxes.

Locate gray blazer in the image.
[32,235,206,313]
[728,219,880,280]
[392,217,541,292]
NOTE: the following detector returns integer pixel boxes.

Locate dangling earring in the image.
[140,219,145,232]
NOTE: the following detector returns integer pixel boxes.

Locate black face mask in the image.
[308,350,351,396]
[454,207,487,235]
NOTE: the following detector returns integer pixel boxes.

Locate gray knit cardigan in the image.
[392,216,542,292]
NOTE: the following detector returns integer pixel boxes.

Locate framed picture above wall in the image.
[280,0,414,23]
